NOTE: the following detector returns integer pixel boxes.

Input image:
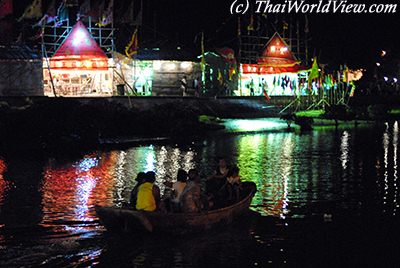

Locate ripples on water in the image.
[1,119,400,266]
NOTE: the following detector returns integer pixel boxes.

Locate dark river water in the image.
[1,119,400,267]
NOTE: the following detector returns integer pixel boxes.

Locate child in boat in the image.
[226,166,242,201]
[130,172,146,209]
[136,171,161,212]
[163,169,188,212]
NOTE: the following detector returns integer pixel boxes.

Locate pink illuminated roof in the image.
[52,21,107,60]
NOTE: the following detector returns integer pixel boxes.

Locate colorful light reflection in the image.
[0,158,8,206]
[41,152,118,234]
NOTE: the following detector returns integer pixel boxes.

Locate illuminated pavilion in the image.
[43,21,112,97]
[239,33,309,96]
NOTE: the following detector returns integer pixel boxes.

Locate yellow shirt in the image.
[136,182,156,212]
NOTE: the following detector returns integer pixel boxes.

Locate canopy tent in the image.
[49,21,108,71]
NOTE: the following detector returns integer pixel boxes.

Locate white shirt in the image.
[173,181,187,201]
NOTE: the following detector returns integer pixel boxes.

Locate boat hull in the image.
[96,182,257,234]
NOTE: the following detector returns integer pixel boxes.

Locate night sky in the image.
[153,0,400,66]
[143,0,400,69]
[11,0,400,70]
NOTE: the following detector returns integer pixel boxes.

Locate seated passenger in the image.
[180,169,203,213]
[130,172,146,209]
[163,169,188,212]
[206,158,229,196]
[226,166,242,201]
[210,157,229,180]
[136,171,161,212]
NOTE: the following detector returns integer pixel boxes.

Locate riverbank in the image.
[1,96,399,154]
[284,104,400,130]
[0,99,204,154]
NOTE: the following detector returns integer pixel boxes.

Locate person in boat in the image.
[136,171,161,212]
[180,169,204,213]
[130,172,146,209]
[226,165,242,201]
[206,157,230,205]
[163,169,188,212]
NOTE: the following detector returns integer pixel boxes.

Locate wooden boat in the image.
[96,182,257,234]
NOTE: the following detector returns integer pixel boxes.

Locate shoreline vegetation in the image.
[0,98,399,155]
[282,104,400,130]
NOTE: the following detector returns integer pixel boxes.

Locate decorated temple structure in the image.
[239,33,310,97]
[42,20,200,97]
[43,21,113,97]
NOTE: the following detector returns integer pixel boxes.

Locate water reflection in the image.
[41,152,119,236]
[0,158,7,243]
[394,122,399,215]
[1,120,400,266]
[0,158,8,205]
[2,124,400,227]
[383,123,390,211]
[341,131,350,170]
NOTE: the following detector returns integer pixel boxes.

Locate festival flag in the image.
[283,21,289,31]
[229,67,236,81]
[262,79,270,101]
[349,82,356,97]
[98,0,113,27]
[343,65,349,83]
[18,0,42,21]
[34,0,58,27]
[217,69,223,85]
[309,57,319,80]
[125,28,139,58]
[201,32,206,82]
[263,89,271,101]
[0,0,13,18]
[216,48,236,64]
[308,57,319,87]
[247,15,254,32]
[56,1,68,22]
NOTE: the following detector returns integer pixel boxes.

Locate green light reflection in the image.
[236,133,295,218]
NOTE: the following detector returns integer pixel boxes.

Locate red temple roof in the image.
[257,32,301,67]
[50,21,108,70]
